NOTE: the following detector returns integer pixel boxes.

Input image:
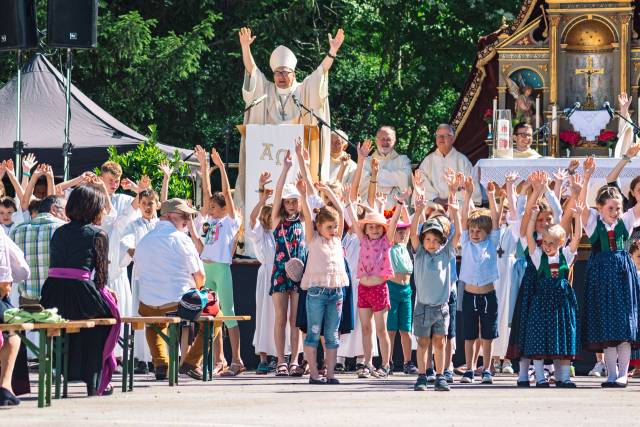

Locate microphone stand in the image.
[534,112,570,157]
[293,97,355,149]
[609,110,640,137]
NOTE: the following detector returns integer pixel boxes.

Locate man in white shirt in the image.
[418,124,482,206]
[134,198,207,381]
[357,126,413,208]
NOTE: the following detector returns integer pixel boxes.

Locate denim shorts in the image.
[462,290,498,340]
[413,302,450,338]
[304,287,343,349]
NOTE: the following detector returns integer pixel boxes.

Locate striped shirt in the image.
[10,213,65,299]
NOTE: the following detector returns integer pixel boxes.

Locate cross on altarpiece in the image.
[575,56,604,110]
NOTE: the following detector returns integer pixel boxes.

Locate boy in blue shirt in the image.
[456,177,500,384]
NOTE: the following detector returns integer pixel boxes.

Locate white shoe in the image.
[493,361,502,374]
[501,361,514,375]
[588,362,606,377]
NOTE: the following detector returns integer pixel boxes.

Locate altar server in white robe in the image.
[418,124,482,206]
[357,126,413,208]
[329,130,357,185]
[120,189,160,366]
[236,27,344,210]
[98,162,140,342]
[614,93,638,158]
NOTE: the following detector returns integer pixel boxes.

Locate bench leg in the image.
[202,321,209,382]
[121,323,130,393]
[128,327,134,392]
[168,324,176,386]
[37,331,46,408]
[62,332,69,398]
[45,335,53,407]
[54,335,62,399]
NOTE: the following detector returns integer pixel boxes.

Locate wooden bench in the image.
[2,321,96,408]
[198,315,251,382]
[120,316,181,392]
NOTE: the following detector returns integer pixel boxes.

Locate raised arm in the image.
[444,170,462,247]
[296,178,314,240]
[159,161,173,203]
[211,148,236,220]
[187,216,204,254]
[526,206,540,254]
[271,150,293,230]
[461,175,475,230]
[21,153,38,190]
[504,171,519,222]
[386,197,403,243]
[580,157,595,225]
[2,160,24,203]
[250,172,272,229]
[367,158,379,208]
[411,195,426,252]
[21,164,45,208]
[336,153,351,184]
[486,182,499,230]
[294,138,317,197]
[321,29,344,72]
[316,182,344,236]
[559,174,582,236]
[570,201,584,253]
[350,140,372,203]
[551,168,567,201]
[55,171,93,195]
[239,27,256,75]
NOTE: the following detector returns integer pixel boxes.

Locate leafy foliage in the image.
[98,125,193,199]
[0,0,523,163]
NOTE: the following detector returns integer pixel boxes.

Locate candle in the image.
[637,97,639,125]
[535,96,541,130]
[493,97,498,125]
[552,104,558,136]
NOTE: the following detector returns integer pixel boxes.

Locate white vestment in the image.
[418,147,482,205]
[329,155,357,186]
[120,216,158,363]
[357,150,413,209]
[614,113,638,158]
[238,64,331,211]
[513,148,541,159]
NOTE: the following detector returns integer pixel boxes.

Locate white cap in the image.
[270,45,297,72]
[281,184,301,200]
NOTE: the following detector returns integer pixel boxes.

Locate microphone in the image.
[603,102,614,119]
[249,94,267,108]
[562,102,581,118]
[291,94,302,108]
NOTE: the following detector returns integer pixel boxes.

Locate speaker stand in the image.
[13,50,24,177]
[62,48,73,181]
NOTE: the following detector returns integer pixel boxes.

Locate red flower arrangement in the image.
[597,129,617,148]
[559,130,581,147]
[483,108,493,125]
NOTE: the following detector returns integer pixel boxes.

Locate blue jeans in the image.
[304,287,343,349]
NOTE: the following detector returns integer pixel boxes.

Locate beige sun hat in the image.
[360,211,388,229]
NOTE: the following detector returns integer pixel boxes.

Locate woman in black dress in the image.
[40,183,119,396]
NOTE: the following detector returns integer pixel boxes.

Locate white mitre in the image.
[270,45,297,71]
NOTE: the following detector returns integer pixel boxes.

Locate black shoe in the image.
[309,377,327,384]
[601,381,616,388]
[434,375,451,391]
[536,380,550,388]
[556,380,577,388]
[403,361,419,375]
[0,388,20,406]
[334,363,345,373]
[388,361,395,375]
[425,368,436,383]
[517,380,530,388]
[148,362,155,373]
[134,360,149,375]
[155,365,168,381]
[326,378,340,385]
[414,375,428,391]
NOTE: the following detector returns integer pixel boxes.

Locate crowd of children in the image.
[4,132,640,406]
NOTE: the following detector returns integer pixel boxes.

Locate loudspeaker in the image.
[47,0,98,48]
[0,0,38,51]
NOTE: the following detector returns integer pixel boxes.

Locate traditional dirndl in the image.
[582,250,640,351]
[505,255,538,360]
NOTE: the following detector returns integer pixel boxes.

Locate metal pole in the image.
[63,49,73,181]
[14,50,24,178]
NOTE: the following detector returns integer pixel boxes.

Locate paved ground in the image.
[5,372,640,426]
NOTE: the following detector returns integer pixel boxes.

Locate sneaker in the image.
[556,380,577,388]
[425,368,436,383]
[334,363,346,373]
[388,361,394,375]
[501,361,514,375]
[460,370,474,384]
[414,374,428,391]
[536,379,550,388]
[134,360,149,375]
[372,365,389,379]
[481,370,493,384]
[527,367,536,383]
[443,369,454,384]
[403,361,419,375]
[179,363,204,381]
[517,380,530,387]
[256,361,270,375]
[588,362,606,377]
[434,375,451,391]
[357,364,372,378]
[493,361,502,374]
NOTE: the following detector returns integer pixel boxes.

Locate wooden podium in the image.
[237,124,321,180]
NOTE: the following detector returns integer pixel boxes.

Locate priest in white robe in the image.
[357,126,413,208]
[329,129,356,185]
[236,27,344,210]
[418,124,482,205]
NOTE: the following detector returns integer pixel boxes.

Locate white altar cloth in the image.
[568,110,610,140]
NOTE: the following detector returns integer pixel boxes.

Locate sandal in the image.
[289,363,304,377]
[275,363,289,376]
[212,361,228,376]
[300,360,310,375]
[221,362,246,377]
